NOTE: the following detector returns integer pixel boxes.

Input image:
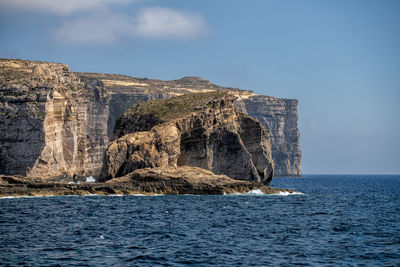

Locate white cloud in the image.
[53,7,209,45]
[54,11,135,45]
[0,0,210,44]
[0,0,130,15]
[135,7,209,40]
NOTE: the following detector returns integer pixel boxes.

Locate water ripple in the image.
[0,175,399,266]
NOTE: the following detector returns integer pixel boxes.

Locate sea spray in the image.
[223,189,303,196]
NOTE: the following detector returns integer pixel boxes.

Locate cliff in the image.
[0,59,109,179]
[79,73,301,177]
[0,59,301,178]
[101,92,274,184]
[242,96,301,176]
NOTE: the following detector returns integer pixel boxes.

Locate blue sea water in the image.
[0,175,399,266]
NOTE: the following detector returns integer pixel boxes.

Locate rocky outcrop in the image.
[0,169,297,197]
[101,92,274,184]
[76,73,175,139]
[0,59,301,179]
[79,73,301,177]
[0,59,109,179]
[106,166,286,195]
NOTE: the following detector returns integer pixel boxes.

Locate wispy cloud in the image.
[135,7,209,40]
[54,11,135,45]
[0,0,210,44]
[54,7,209,45]
[0,0,129,15]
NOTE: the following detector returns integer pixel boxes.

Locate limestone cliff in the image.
[242,96,301,177]
[101,92,274,184]
[79,73,301,176]
[0,59,301,179]
[0,59,109,179]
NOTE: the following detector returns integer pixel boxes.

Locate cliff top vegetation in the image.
[124,91,232,121]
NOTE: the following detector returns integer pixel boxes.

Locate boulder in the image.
[106,166,283,195]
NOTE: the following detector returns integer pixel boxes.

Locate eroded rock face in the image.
[240,96,302,177]
[0,59,109,179]
[0,59,300,179]
[79,73,302,177]
[106,166,284,195]
[101,92,274,184]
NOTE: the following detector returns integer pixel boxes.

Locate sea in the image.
[1,175,399,266]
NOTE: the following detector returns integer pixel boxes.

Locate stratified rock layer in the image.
[0,59,109,179]
[0,59,301,178]
[242,96,301,177]
[80,73,301,177]
[102,92,274,184]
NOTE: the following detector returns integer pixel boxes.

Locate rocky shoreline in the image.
[0,92,301,197]
[0,61,301,196]
[0,59,301,178]
[0,167,298,197]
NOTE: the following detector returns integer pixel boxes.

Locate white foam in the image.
[275,191,304,196]
[223,189,265,196]
[129,193,165,196]
[223,189,303,196]
[246,189,265,195]
[1,191,303,199]
[0,195,56,199]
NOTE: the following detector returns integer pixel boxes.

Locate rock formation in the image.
[0,169,298,197]
[105,166,282,195]
[0,59,301,179]
[241,96,302,177]
[79,73,301,177]
[0,59,109,179]
[101,92,274,184]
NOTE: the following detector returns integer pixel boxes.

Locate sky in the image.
[0,0,399,174]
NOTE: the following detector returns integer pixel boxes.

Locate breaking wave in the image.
[246,189,265,195]
[276,191,304,196]
[223,189,303,196]
[0,195,55,199]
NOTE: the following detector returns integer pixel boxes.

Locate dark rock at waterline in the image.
[0,168,297,197]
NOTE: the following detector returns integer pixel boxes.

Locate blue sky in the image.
[1,0,399,174]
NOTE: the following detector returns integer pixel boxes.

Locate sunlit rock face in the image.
[0,59,301,179]
[0,59,109,179]
[101,92,274,184]
[80,73,302,177]
[239,96,301,177]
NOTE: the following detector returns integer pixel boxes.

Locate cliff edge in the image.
[0,59,109,179]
